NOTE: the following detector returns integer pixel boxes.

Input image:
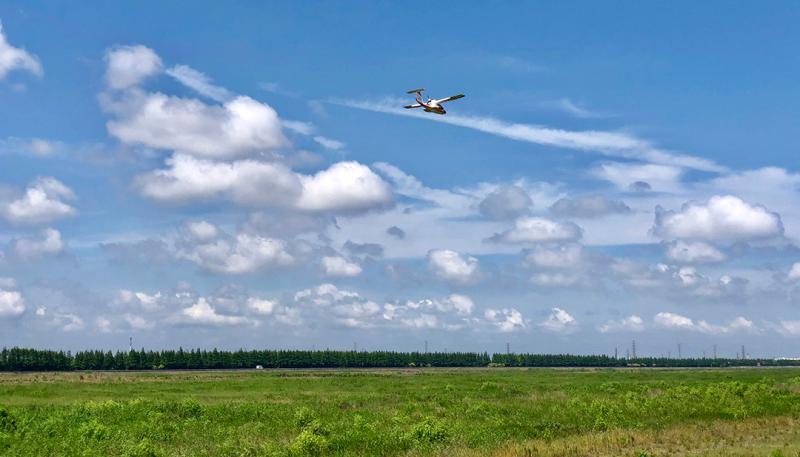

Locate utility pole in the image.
[678,343,682,359]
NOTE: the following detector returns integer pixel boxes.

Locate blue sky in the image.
[2,2,800,357]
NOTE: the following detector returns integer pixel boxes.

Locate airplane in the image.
[404,88,465,115]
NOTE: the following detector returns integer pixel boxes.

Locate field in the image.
[1,368,800,456]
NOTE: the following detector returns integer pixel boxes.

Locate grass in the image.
[1,368,800,456]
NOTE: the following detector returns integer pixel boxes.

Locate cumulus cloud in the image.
[478,185,532,220]
[320,256,362,277]
[10,228,65,258]
[384,294,477,330]
[184,220,219,241]
[592,162,684,193]
[775,321,800,337]
[114,289,163,311]
[484,308,525,332]
[788,262,800,282]
[343,240,384,258]
[2,177,76,225]
[104,92,288,160]
[0,287,25,317]
[296,161,393,213]
[665,240,727,264]
[136,153,302,204]
[176,297,250,326]
[488,217,582,244]
[653,312,755,335]
[0,21,42,79]
[294,283,380,328]
[530,272,582,287]
[104,45,162,89]
[598,315,645,333]
[102,46,286,159]
[247,297,277,315]
[427,249,480,284]
[176,224,294,274]
[549,195,631,219]
[136,155,392,214]
[652,196,783,242]
[524,243,583,269]
[539,307,577,333]
[386,226,406,239]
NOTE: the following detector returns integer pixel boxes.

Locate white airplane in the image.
[404,88,465,115]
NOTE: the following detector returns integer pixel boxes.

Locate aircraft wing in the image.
[404,103,423,109]
[436,94,465,104]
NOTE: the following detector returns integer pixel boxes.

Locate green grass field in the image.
[2,368,800,456]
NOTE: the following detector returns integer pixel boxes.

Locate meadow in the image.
[1,368,800,456]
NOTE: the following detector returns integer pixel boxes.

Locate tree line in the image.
[1,347,798,371]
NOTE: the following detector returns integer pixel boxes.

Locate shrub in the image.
[409,416,448,444]
[0,407,15,433]
[294,407,318,429]
[288,429,329,456]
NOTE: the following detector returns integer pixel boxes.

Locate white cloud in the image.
[247,298,277,315]
[312,136,345,151]
[427,249,480,284]
[124,314,153,330]
[59,313,85,332]
[788,262,800,282]
[166,64,232,102]
[135,153,302,204]
[484,308,525,332]
[11,228,65,258]
[530,272,582,287]
[0,288,25,317]
[321,256,362,277]
[524,243,583,269]
[665,240,727,264]
[488,217,582,244]
[137,155,392,214]
[592,162,684,192]
[104,45,162,90]
[0,21,42,79]
[296,161,393,213]
[104,92,288,160]
[185,220,219,241]
[96,317,112,333]
[177,297,249,326]
[294,283,380,328]
[115,289,163,311]
[654,312,755,335]
[26,139,56,156]
[177,229,294,274]
[2,177,76,225]
[483,308,526,332]
[336,99,723,172]
[598,315,644,333]
[775,321,800,337]
[478,185,532,220]
[653,195,783,241]
[539,307,578,333]
[549,195,631,219]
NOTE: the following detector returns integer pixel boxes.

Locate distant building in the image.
[255,365,264,370]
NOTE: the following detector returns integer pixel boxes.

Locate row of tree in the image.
[1,347,798,371]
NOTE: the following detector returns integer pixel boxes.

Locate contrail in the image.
[331,97,725,173]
